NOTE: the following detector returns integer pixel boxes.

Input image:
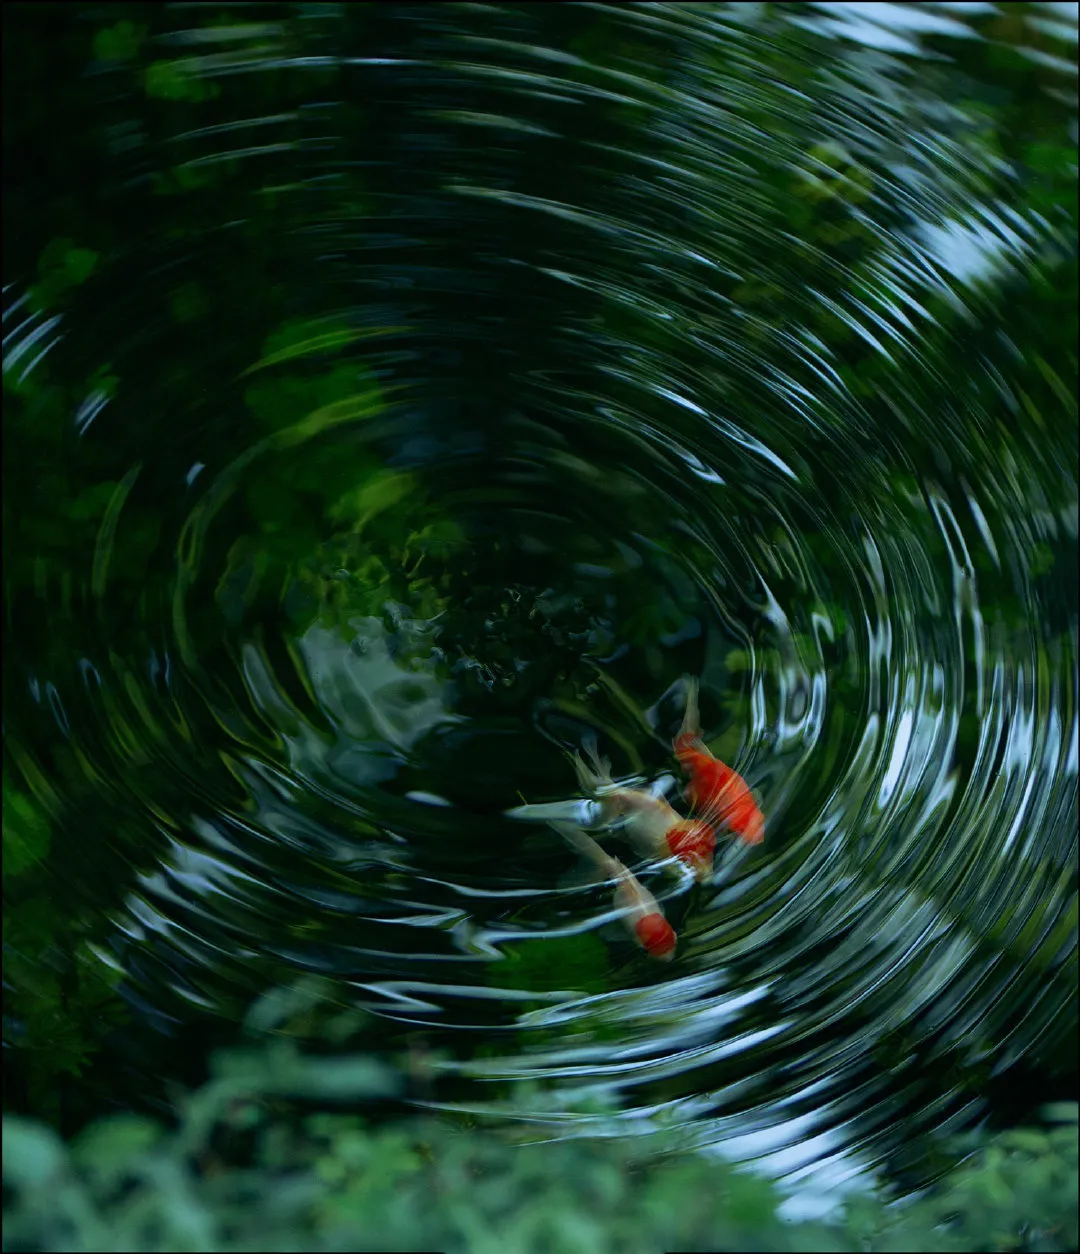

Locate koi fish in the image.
[674,677,764,846]
[571,742,716,882]
[554,822,677,961]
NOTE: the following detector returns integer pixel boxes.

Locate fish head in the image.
[633,912,677,960]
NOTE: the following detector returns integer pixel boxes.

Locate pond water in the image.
[3,0,1077,1216]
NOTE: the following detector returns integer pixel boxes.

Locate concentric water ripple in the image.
[3,1,1076,1209]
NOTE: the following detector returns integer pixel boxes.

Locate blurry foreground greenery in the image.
[3,1037,1075,1254]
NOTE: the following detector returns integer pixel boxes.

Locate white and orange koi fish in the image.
[554,822,677,961]
[570,742,716,882]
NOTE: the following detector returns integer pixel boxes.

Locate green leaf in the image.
[145,59,211,102]
[241,320,408,376]
[67,481,119,522]
[29,238,101,309]
[210,1041,401,1101]
[1001,1128,1054,1154]
[328,471,415,527]
[169,282,210,323]
[280,389,388,447]
[2,1116,67,1188]
[93,20,145,62]
[64,248,98,285]
[2,784,51,876]
[1041,1102,1079,1124]
[70,1115,165,1182]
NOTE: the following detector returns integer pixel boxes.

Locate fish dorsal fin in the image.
[678,674,701,740]
[582,734,614,786]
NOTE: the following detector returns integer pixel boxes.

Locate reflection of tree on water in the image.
[1,1,1076,1237]
[256,614,463,791]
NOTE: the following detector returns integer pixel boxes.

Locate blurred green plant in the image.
[2,1029,1075,1254]
[28,237,99,312]
[2,768,131,1130]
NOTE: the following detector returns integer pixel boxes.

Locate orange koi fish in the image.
[674,677,764,846]
[555,822,677,961]
[571,743,716,882]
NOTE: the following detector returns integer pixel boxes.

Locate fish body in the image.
[675,677,765,846]
[555,823,677,960]
[572,744,715,881]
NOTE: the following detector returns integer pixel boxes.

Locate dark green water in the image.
[3,1,1077,1217]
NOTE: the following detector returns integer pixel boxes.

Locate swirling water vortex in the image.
[3,1,1076,1208]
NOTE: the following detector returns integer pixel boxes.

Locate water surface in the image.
[3,0,1077,1214]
